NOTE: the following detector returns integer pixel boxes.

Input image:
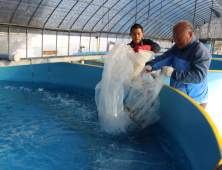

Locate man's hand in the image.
[141,65,152,75]
[134,45,151,53]
[162,66,174,77]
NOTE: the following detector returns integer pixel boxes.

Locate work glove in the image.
[141,65,152,75]
[162,66,174,77]
[134,45,151,53]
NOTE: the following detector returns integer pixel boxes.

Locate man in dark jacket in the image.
[142,20,211,109]
[128,23,160,53]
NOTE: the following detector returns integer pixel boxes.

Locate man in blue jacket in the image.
[142,20,211,109]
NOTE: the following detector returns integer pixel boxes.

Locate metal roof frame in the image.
[43,0,63,28]
[0,0,221,39]
[121,0,155,34]
[144,0,193,35]
[100,0,135,32]
[122,0,170,35]
[141,0,185,36]
[90,0,122,31]
[57,1,79,28]
[160,2,216,38]
[153,2,212,38]
[149,0,164,37]
[27,0,44,25]
[81,0,109,30]
[108,0,144,32]
[10,0,23,23]
[70,0,94,29]
[167,0,207,21]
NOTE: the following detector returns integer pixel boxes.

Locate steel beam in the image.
[43,0,63,28]
[10,0,23,23]
[28,0,45,25]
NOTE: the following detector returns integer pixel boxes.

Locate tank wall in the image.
[0,62,103,91]
[0,62,221,170]
[159,85,222,170]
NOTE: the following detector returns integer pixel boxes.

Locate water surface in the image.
[0,81,191,170]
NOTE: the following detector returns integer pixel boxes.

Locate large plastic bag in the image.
[95,43,166,133]
[125,70,166,128]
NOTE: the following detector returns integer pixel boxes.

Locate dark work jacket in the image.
[145,36,212,104]
[128,39,161,53]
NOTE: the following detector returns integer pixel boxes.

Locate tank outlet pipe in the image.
[0,54,20,61]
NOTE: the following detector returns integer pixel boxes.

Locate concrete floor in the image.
[206,72,222,136]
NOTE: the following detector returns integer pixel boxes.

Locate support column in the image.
[8,26,10,54]
[26,28,28,58]
[41,30,43,57]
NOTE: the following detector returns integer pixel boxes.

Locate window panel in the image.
[90,36,98,52]
[69,36,80,54]
[0,32,8,54]
[99,37,107,52]
[28,34,42,57]
[10,33,26,58]
[80,36,90,52]
[57,35,68,56]
[43,34,56,57]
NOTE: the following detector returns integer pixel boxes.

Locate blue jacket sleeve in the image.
[171,45,211,84]
[145,45,177,70]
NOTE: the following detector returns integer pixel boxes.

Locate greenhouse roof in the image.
[0,0,222,39]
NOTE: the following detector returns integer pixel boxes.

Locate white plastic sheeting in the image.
[95,43,166,133]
